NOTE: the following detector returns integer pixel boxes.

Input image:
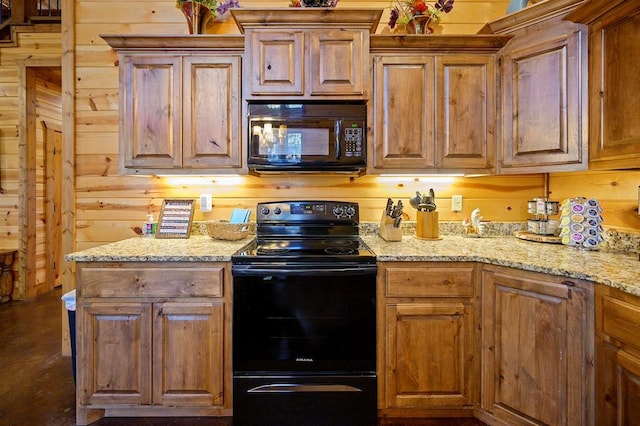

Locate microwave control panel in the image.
[343,126,364,158]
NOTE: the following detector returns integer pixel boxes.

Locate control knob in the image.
[345,206,356,217]
[333,206,344,217]
[273,207,282,215]
[260,207,270,216]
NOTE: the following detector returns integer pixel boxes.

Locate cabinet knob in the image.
[267,64,272,70]
[561,280,576,287]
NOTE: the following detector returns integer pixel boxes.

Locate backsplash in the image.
[360,221,640,256]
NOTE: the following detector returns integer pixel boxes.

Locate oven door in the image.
[232,264,376,375]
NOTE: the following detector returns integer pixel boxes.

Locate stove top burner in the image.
[322,239,351,247]
[324,247,357,255]
[232,201,376,264]
[256,247,290,255]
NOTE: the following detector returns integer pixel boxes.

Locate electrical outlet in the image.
[452,195,463,212]
[199,194,213,212]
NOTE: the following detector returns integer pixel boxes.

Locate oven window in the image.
[233,272,376,374]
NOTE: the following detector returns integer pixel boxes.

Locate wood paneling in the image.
[0,0,636,307]
[549,171,640,233]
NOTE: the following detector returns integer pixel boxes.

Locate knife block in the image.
[416,211,440,240]
[379,211,402,242]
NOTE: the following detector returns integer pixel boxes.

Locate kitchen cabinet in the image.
[368,37,508,174]
[480,0,588,174]
[567,0,640,170]
[377,262,479,416]
[101,35,244,175]
[480,265,594,426]
[246,29,366,98]
[75,262,231,425]
[233,8,381,100]
[595,284,640,425]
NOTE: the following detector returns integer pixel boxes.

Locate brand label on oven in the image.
[296,357,314,363]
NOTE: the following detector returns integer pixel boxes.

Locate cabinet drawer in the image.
[602,295,640,350]
[384,265,475,297]
[79,265,224,298]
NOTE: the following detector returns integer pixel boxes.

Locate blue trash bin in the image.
[61,290,76,383]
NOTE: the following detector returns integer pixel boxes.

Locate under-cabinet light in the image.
[377,175,462,184]
[161,176,245,186]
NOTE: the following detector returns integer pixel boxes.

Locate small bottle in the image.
[144,214,156,237]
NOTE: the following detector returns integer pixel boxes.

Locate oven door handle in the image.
[247,383,363,393]
[232,265,377,276]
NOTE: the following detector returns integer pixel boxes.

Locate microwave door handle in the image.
[335,120,341,159]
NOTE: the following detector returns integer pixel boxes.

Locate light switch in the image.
[200,194,213,212]
[452,195,463,212]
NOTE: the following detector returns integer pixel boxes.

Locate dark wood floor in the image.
[0,288,485,426]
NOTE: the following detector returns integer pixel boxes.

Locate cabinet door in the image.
[383,301,475,409]
[588,4,640,169]
[309,30,365,96]
[182,56,242,169]
[153,302,225,407]
[371,55,436,171]
[599,342,640,426]
[78,302,152,405]
[597,285,640,425]
[436,55,496,171]
[482,267,592,426]
[121,55,182,170]
[248,31,304,95]
[499,21,588,173]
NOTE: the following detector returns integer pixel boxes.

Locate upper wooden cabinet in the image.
[480,0,589,174]
[567,0,640,170]
[102,35,245,175]
[368,37,509,174]
[246,29,366,97]
[232,8,381,100]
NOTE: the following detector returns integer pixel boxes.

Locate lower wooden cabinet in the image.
[377,262,479,417]
[75,262,232,425]
[596,284,640,425]
[480,265,594,426]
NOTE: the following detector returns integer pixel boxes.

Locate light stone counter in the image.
[362,235,640,297]
[65,235,253,262]
[65,234,640,297]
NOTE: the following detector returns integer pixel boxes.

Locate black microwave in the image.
[247,102,366,174]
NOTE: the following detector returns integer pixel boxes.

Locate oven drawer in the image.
[78,262,225,298]
[383,263,475,297]
[233,375,377,426]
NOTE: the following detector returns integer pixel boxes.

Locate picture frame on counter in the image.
[156,199,195,239]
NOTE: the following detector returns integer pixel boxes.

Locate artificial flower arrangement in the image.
[175,0,241,18]
[289,0,340,7]
[388,0,454,31]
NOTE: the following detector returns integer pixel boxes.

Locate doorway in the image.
[18,65,63,299]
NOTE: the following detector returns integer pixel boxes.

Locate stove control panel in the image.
[257,201,359,223]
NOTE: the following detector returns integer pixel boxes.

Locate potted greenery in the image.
[176,0,241,34]
[388,0,454,34]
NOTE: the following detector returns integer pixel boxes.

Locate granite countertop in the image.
[65,234,640,297]
[64,236,253,262]
[362,235,640,297]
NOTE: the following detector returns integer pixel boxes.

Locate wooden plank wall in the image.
[71,0,537,251]
[550,171,640,233]
[3,0,638,300]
